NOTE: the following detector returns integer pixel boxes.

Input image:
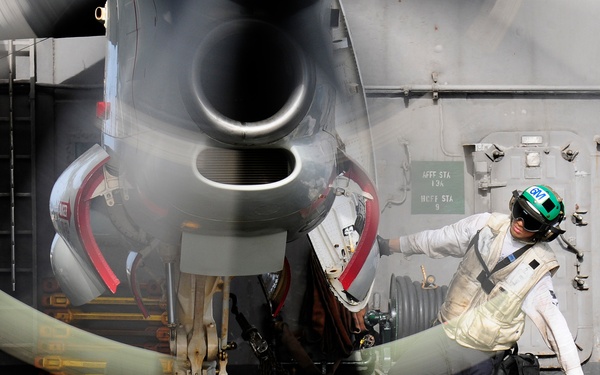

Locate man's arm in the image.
[385,213,491,258]
[522,274,583,375]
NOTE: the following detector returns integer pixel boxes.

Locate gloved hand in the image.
[377,235,392,256]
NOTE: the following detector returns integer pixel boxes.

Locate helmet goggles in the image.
[511,193,547,232]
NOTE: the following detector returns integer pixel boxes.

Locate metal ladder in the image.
[0,39,37,305]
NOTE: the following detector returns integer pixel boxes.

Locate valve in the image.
[364,309,394,344]
[421,265,438,289]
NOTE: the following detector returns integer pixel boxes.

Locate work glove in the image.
[377,235,392,256]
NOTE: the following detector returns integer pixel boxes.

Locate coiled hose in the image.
[389,275,448,340]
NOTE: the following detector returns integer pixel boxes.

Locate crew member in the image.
[378,185,583,375]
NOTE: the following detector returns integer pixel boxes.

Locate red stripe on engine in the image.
[338,160,379,291]
[74,158,121,293]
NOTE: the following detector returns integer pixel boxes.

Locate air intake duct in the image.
[196,148,295,185]
[181,19,315,145]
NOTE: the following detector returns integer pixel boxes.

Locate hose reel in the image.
[388,274,448,340]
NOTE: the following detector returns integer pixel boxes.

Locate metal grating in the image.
[196,148,294,185]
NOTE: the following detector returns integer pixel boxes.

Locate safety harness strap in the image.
[468,230,533,294]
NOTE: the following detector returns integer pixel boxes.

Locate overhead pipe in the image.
[366,84,600,98]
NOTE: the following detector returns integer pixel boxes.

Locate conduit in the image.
[366,85,600,98]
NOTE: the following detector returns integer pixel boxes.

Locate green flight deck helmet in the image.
[510,185,565,242]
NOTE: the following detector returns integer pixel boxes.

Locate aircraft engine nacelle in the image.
[50,0,346,280]
[46,2,378,372]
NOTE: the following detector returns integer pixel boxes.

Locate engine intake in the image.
[182,20,315,145]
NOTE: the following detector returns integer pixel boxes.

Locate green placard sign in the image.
[411,161,464,214]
